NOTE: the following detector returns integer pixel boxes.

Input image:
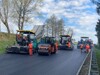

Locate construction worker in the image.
[33,38,38,53]
[85,44,90,53]
[55,41,58,50]
[16,34,22,45]
[80,44,84,53]
[67,41,71,48]
[28,42,33,56]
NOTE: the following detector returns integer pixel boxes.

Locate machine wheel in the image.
[71,48,73,50]
[51,46,55,54]
[71,47,74,50]
[38,52,42,55]
[53,46,56,54]
[53,50,56,54]
[48,50,51,56]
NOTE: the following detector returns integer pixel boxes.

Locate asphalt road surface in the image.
[0,47,87,75]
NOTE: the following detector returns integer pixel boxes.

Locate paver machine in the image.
[59,28,74,50]
[78,37,93,49]
[38,36,58,55]
[77,37,89,49]
[77,41,82,49]
[59,35,74,50]
[6,30,38,55]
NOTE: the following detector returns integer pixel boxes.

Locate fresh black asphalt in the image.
[0,48,87,75]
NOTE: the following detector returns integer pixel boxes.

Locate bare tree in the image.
[12,0,43,30]
[0,0,11,33]
[45,15,65,37]
[58,19,64,35]
[49,15,57,37]
[45,19,50,36]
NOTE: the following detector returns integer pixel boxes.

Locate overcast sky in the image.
[0,0,99,44]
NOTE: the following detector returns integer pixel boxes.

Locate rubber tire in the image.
[38,52,41,55]
[53,46,56,54]
[48,51,51,56]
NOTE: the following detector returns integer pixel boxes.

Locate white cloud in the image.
[39,0,98,43]
[0,0,98,43]
[78,14,98,26]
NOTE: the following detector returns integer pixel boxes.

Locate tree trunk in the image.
[20,17,25,30]
[6,25,10,34]
[5,22,10,34]
[47,25,48,36]
[52,28,54,37]
[18,19,21,30]
[21,22,24,30]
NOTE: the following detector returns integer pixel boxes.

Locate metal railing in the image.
[90,50,99,75]
[76,48,99,75]
[76,50,92,75]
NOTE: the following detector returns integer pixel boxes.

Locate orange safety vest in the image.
[86,45,90,49]
[55,42,58,50]
[86,45,90,52]
[28,43,33,56]
[80,44,83,48]
[67,42,71,48]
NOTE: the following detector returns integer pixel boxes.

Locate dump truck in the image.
[6,30,38,55]
[38,36,58,55]
[59,35,74,50]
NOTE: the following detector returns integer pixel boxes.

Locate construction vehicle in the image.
[38,36,58,55]
[77,37,88,49]
[77,41,82,49]
[59,28,74,50]
[77,37,93,49]
[6,30,38,55]
[59,35,74,50]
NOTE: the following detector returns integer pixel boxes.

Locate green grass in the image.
[0,33,15,54]
[95,47,100,74]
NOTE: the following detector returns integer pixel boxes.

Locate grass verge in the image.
[95,47,100,74]
[0,33,15,54]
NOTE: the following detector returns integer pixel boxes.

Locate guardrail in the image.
[88,49,92,75]
[76,48,99,75]
[76,52,91,75]
[90,50,99,75]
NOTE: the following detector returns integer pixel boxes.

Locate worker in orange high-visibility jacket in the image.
[55,41,58,50]
[85,44,90,53]
[67,42,71,48]
[28,43,33,56]
[80,44,84,49]
[80,44,84,53]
